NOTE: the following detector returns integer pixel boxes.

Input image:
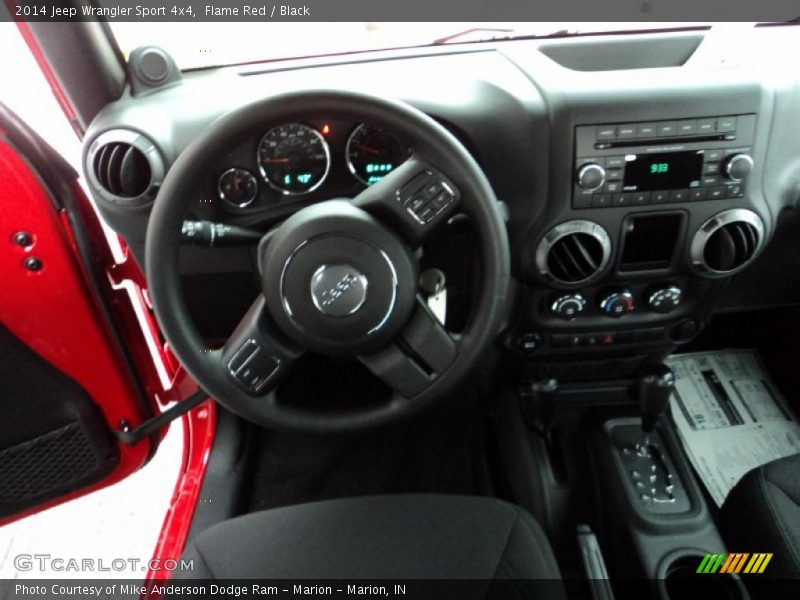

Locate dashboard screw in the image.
[13,231,32,247]
[24,257,43,271]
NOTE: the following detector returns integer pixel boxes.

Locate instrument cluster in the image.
[215,120,410,210]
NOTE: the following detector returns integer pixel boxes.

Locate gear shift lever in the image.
[636,363,675,454]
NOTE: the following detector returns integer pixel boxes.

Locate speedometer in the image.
[346,124,409,186]
[257,123,330,195]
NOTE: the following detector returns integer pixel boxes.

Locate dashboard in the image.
[81,25,800,380]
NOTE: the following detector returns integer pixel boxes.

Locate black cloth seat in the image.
[721,454,800,578]
[177,494,564,596]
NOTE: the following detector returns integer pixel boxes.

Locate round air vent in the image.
[535,220,612,285]
[690,209,765,277]
[84,129,164,206]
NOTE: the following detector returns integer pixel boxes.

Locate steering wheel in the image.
[145,90,510,433]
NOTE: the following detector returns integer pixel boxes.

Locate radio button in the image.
[669,189,688,203]
[577,163,607,190]
[704,163,720,175]
[612,193,630,206]
[618,124,637,139]
[592,194,611,208]
[652,191,670,204]
[597,126,617,140]
[677,119,698,135]
[605,168,623,181]
[701,175,720,187]
[708,187,726,200]
[631,192,650,205]
[689,188,708,201]
[726,184,745,199]
[637,123,658,138]
[657,121,677,136]
[604,181,621,193]
[573,190,593,209]
[717,116,737,132]
[697,118,717,134]
[705,149,724,162]
[723,153,753,182]
[606,156,625,169]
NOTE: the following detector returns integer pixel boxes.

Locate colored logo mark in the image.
[697,552,773,574]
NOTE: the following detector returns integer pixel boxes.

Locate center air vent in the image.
[85,129,164,205]
[691,209,765,277]
[535,220,612,285]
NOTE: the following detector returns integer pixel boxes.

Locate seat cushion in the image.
[721,454,800,578]
[177,494,564,595]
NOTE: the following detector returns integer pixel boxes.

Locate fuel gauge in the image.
[218,168,258,208]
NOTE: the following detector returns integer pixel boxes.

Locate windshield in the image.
[109,22,713,70]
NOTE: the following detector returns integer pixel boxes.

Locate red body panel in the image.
[6,22,216,572]
[0,137,156,524]
[146,399,216,586]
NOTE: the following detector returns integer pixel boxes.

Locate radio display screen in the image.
[623,151,703,191]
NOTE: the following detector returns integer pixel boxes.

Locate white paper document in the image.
[666,350,800,507]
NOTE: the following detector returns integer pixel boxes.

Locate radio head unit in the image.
[572,114,756,209]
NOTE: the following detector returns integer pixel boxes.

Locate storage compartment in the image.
[619,213,684,272]
[658,553,749,600]
[538,33,704,72]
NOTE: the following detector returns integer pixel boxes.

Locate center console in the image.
[506,112,768,380]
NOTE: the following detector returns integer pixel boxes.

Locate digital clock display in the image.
[623,151,703,191]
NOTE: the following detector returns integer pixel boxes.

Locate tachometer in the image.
[257,123,330,195]
[346,124,409,186]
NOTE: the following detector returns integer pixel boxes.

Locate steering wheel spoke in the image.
[352,157,461,247]
[358,297,458,399]
[220,295,303,396]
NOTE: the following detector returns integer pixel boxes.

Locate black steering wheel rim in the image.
[145,89,510,433]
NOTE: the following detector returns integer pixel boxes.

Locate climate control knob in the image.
[599,290,635,318]
[576,163,606,191]
[551,293,587,320]
[648,286,682,314]
[723,153,753,182]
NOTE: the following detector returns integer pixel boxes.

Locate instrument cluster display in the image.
[216,120,410,209]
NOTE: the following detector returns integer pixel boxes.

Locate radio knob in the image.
[599,290,635,318]
[551,293,587,320]
[576,163,606,191]
[723,153,753,182]
[647,286,682,314]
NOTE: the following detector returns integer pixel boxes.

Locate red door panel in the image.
[0,122,163,524]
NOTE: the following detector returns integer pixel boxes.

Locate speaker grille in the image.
[0,422,99,503]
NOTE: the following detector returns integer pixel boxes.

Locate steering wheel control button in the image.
[399,171,457,225]
[599,290,635,318]
[551,293,587,320]
[227,339,280,394]
[310,264,368,317]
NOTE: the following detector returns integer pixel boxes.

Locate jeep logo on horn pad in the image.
[310,264,368,317]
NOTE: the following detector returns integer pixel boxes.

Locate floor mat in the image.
[244,410,494,513]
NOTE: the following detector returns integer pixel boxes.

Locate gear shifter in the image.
[636,363,675,455]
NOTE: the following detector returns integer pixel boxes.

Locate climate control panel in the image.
[549,285,682,320]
